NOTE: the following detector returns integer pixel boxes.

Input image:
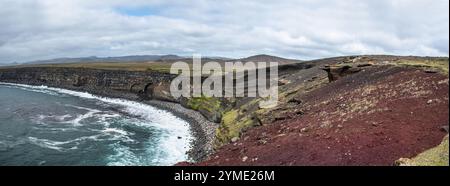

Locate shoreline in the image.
[144,100,217,162]
[0,81,217,163]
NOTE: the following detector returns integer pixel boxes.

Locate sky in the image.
[0,0,448,63]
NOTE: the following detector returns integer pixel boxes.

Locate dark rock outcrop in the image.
[0,67,174,100]
[322,62,375,82]
[321,64,362,82]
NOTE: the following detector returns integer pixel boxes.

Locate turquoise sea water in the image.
[0,83,192,166]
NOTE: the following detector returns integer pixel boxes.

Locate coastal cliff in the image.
[0,67,175,100]
[0,67,217,161]
[1,55,449,165]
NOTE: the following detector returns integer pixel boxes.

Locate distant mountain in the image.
[239,54,302,63]
[20,54,301,65]
[0,62,19,67]
[24,55,186,65]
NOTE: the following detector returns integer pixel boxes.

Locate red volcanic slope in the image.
[198,66,449,166]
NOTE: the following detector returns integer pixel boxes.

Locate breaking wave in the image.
[0,82,193,165]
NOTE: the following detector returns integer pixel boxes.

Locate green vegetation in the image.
[395,58,449,75]
[397,135,449,166]
[215,109,251,146]
[187,95,222,113]
[186,95,266,145]
[217,110,240,144]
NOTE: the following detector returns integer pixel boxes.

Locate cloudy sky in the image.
[0,0,448,63]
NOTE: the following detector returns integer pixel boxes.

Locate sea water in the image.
[0,83,192,166]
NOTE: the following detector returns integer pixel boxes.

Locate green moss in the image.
[397,135,449,166]
[187,95,221,113]
[214,109,255,147]
[214,110,238,145]
[223,109,239,125]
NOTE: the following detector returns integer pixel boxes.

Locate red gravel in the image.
[198,66,449,166]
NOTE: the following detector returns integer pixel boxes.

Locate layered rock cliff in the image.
[0,67,218,161]
[0,67,175,100]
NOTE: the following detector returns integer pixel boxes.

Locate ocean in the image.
[0,83,192,166]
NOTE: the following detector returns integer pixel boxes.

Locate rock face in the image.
[151,82,178,102]
[0,67,175,100]
[321,56,376,82]
[321,64,363,82]
[0,67,226,123]
[0,67,222,162]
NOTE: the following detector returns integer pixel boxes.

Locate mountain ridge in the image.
[19,54,303,65]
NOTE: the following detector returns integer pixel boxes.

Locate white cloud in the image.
[0,0,448,63]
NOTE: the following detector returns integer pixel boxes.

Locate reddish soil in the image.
[197,66,449,166]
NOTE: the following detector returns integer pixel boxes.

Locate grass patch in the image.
[396,135,449,166]
[395,58,449,75]
[214,108,255,147]
[187,95,222,113]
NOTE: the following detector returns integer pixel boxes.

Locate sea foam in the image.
[0,82,193,165]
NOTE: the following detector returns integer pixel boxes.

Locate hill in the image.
[238,54,301,65]
[24,55,186,65]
